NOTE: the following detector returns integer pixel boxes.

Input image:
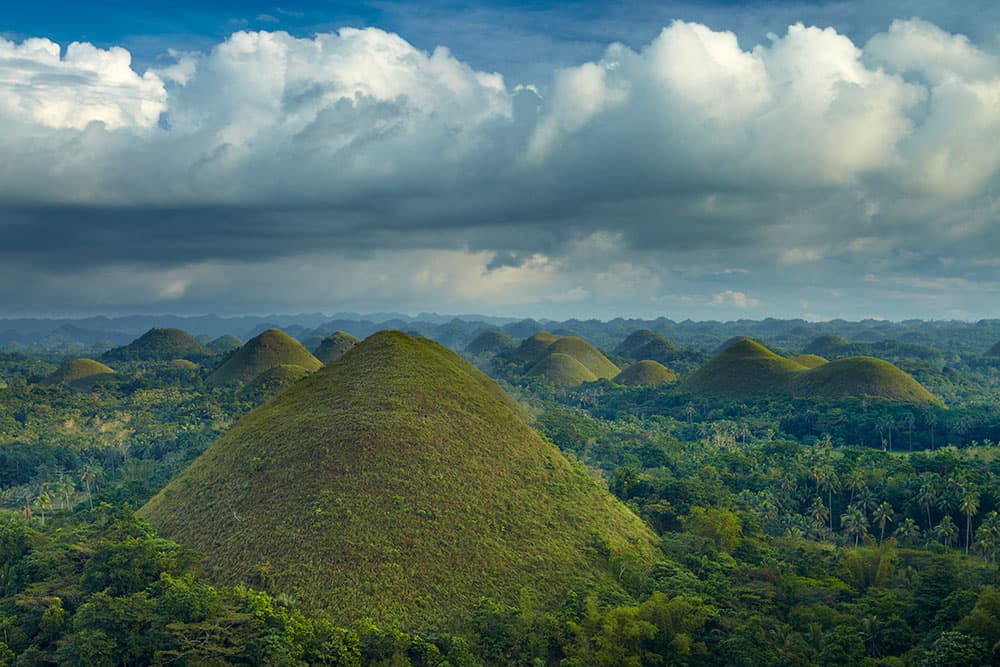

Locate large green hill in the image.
[683,338,939,405]
[614,360,678,387]
[45,358,116,386]
[614,329,679,363]
[207,334,243,355]
[140,331,657,627]
[313,331,360,364]
[527,352,599,387]
[206,329,322,386]
[103,328,210,362]
[465,329,517,355]
[508,331,560,365]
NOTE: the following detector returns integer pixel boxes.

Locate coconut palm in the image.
[959,490,980,555]
[33,492,51,525]
[840,505,869,547]
[893,517,920,546]
[915,479,938,531]
[933,515,958,548]
[873,501,894,544]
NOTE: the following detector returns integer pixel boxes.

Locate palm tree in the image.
[893,517,920,546]
[845,469,867,505]
[974,511,999,563]
[874,501,894,544]
[959,490,980,555]
[916,479,937,531]
[840,505,869,547]
[34,492,51,525]
[933,515,958,548]
[79,464,102,510]
[819,469,840,532]
[809,496,829,530]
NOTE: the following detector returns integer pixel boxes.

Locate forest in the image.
[0,317,996,666]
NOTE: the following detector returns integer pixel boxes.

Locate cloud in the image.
[1,19,1000,318]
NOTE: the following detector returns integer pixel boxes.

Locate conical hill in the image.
[614,360,678,387]
[313,331,360,364]
[545,337,619,379]
[140,331,657,627]
[466,329,517,355]
[207,334,243,355]
[614,330,678,362]
[683,338,806,397]
[206,329,322,386]
[527,352,599,387]
[104,328,210,362]
[45,358,116,386]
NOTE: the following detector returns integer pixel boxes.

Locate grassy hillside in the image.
[45,358,116,385]
[527,352,599,387]
[167,359,199,371]
[140,331,657,627]
[241,363,311,401]
[804,334,850,357]
[614,360,678,386]
[207,334,243,355]
[684,338,807,397]
[206,329,322,386]
[103,328,211,362]
[508,331,559,365]
[614,329,678,360]
[792,354,828,369]
[313,331,360,364]
[791,357,942,405]
[546,337,619,378]
[465,329,517,355]
[684,338,939,405]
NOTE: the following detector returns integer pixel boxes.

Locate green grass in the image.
[792,354,828,369]
[684,338,940,405]
[614,329,678,359]
[527,352,599,387]
[167,359,200,371]
[45,358,116,385]
[313,331,360,364]
[546,337,620,379]
[241,363,311,400]
[207,334,243,354]
[140,331,657,628]
[509,331,559,364]
[465,329,517,355]
[206,329,322,386]
[614,360,678,387]
[103,328,211,362]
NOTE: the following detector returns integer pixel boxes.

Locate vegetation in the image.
[793,354,829,369]
[313,331,361,363]
[527,352,599,387]
[206,329,322,386]
[141,331,658,627]
[614,360,678,387]
[44,358,116,386]
[103,328,211,362]
[240,363,311,401]
[206,334,243,354]
[465,329,517,355]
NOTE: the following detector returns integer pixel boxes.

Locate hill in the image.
[206,329,322,386]
[103,328,211,362]
[545,337,619,379]
[207,334,243,355]
[803,334,850,357]
[508,331,559,365]
[241,364,311,401]
[613,360,678,386]
[791,357,942,405]
[614,330,678,360]
[140,331,657,627]
[313,331,360,364]
[986,341,1000,357]
[684,338,807,397]
[527,352,599,387]
[684,338,939,405]
[167,359,199,371]
[45,358,116,386]
[465,329,517,355]
[792,354,828,369]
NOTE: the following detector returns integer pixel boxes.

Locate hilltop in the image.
[103,328,211,362]
[803,334,850,357]
[241,364,311,401]
[207,334,243,355]
[140,331,657,627]
[614,329,678,362]
[508,331,560,365]
[614,360,678,387]
[313,331,360,364]
[683,338,939,405]
[44,358,116,386]
[792,354,828,369]
[546,337,619,378]
[465,329,517,355]
[527,352,598,387]
[206,329,322,386]
[502,332,619,386]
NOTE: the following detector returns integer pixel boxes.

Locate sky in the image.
[2,1,1000,321]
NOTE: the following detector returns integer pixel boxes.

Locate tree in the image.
[840,505,869,547]
[874,501,894,545]
[893,517,921,546]
[34,492,52,525]
[933,516,958,549]
[959,490,979,555]
[79,465,103,510]
[916,479,938,531]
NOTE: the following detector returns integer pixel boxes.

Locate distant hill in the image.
[206,329,322,386]
[508,331,560,365]
[986,341,1000,357]
[207,334,242,355]
[103,328,211,362]
[792,354,828,369]
[465,329,517,355]
[313,331,360,364]
[614,330,678,361]
[803,334,850,357]
[613,360,678,387]
[167,359,199,371]
[45,358,116,386]
[527,352,599,387]
[546,337,619,379]
[140,331,657,627]
[683,338,940,405]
